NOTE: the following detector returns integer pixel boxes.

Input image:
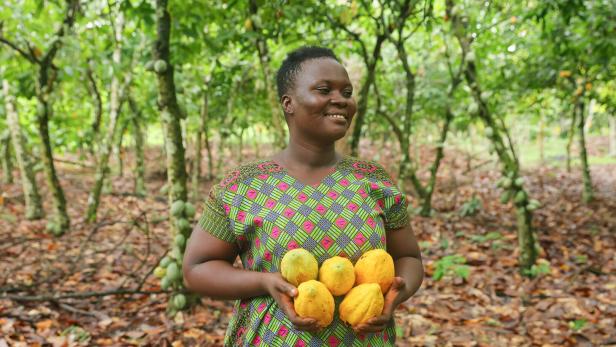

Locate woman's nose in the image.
[330,91,348,106]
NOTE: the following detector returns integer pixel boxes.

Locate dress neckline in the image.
[266,156,348,188]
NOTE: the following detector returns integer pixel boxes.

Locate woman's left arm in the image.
[354,223,424,333]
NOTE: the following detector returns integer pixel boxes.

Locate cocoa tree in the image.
[2,79,43,219]
[0,0,79,234]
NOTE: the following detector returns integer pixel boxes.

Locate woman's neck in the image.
[278,140,340,170]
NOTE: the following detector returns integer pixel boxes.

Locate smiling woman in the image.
[277,47,356,151]
[183,46,424,347]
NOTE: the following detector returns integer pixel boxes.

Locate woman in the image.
[183,46,423,346]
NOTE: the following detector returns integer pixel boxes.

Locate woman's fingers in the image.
[367,315,391,325]
[274,277,298,297]
[275,292,320,331]
[269,274,320,332]
[287,309,319,331]
[353,315,391,333]
[355,323,388,333]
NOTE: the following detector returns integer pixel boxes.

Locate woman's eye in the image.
[343,90,353,97]
[317,87,330,94]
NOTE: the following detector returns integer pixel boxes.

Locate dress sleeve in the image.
[374,165,411,230]
[197,184,235,243]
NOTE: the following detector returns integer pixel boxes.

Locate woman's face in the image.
[283,58,357,144]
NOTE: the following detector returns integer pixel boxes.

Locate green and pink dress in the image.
[197,156,410,347]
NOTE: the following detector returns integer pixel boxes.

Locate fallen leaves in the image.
[0,147,615,346]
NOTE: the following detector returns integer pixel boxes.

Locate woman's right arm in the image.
[183,224,268,299]
[182,224,320,331]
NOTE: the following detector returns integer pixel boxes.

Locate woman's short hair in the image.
[276,46,339,99]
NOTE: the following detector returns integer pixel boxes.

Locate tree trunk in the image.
[420,109,453,216]
[577,99,593,203]
[36,70,70,234]
[448,0,537,271]
[86,12,126,223]
[248,0,286,149]
[154,0,190,310]
[566,104,577,173]
[191,85,208,200]
[538,114,545,166]
[3,80,44,219]
[0,0,77,235]
[116,118,130,178]
[349,35,386,157]
[238,127,245,163]
[204,126,213,180]
[216,134,226,178]
[394,37,416,195]
[464,60,537,271]
[609,115,616,157]
[1,130,13,185]
[128,97,146,197]
[85,61,103,156]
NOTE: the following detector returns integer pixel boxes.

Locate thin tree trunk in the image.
[85,60,103,155]
[1,130,12,185]
[538,114,545,165]
[216,134,226,178]
[253,126,261,159]
[86,12,127,222]
[116,118,130,178]
[609,115,616,157]
[0,0,78,235]
[248,0,286,149]
[449,0,536,272]
[36,70,69,234]
[191,130,201,200]
[128,97,146,197]
[465,61,537,271]
[204,127,213,180]
[349,35,386,157]
[191,85,208,199]
[566,105,577,173]
[420,109,453,216]
[238,127,245,163]
[577,99,593,203]
[3,80,44,219]
[154,0,189,307]
[394,36,416,194]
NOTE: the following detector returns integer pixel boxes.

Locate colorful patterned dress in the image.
[197,156,410,347]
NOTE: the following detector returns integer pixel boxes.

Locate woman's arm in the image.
[387,223,424,301]
[182,224,320,331]
[183,224,267,299]
[355,223,423,333]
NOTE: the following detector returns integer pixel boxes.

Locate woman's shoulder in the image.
[212,158,281,191]
[340,155,396,183]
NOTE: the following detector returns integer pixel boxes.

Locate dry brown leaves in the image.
[1,145,615,346]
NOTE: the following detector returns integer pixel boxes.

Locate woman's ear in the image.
[281,95,293,115]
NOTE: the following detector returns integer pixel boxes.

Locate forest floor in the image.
[0,140,615,347]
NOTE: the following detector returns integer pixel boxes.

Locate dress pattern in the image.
[197,156,410,346]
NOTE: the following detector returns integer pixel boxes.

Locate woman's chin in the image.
[329,130,348,143]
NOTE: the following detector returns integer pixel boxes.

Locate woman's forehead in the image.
[297,58,351,84]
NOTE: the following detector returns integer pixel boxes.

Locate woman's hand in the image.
[353,277,409,334]
[262,272,321,332]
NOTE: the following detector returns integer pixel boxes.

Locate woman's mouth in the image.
[325,114,347,120]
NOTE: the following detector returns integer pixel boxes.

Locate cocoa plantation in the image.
[1,0,615,346]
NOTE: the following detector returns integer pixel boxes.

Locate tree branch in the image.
[1,289,169,302]
[324,12,369,64]
[0,37,37,64]
[42,0,79,65]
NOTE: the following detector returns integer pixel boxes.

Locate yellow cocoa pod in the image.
[318,256,355,296]
[354,249,395,293]
[294,280,334,327]
[339,283,384,326]
[280,248,318,286]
